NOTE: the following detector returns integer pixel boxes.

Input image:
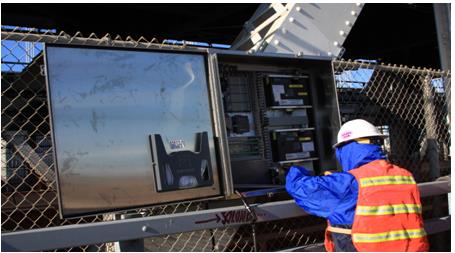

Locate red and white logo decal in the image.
[341,131,352,139]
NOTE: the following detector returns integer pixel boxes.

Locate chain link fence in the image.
[1,27,451,251]
[333,60,451,182]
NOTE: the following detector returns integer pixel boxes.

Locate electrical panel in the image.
[217,53,339,188]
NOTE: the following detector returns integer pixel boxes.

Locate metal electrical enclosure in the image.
[214,51,340,187]
[44,44,340,218]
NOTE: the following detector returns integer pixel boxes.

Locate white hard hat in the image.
[333,119,386,148]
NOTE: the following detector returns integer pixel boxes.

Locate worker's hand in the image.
[322,170,337,176]
[289,165,311,176]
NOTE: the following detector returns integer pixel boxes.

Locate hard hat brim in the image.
[332,134,387,149]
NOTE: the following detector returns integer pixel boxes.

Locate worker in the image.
[285,119,429,252]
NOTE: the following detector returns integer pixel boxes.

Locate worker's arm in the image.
[285,165,357,219]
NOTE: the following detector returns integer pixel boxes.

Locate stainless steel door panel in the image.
[45,45,221,217]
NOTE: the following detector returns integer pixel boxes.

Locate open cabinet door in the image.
[45,45,222,218]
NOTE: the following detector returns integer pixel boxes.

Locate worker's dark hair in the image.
[368,137,385,146]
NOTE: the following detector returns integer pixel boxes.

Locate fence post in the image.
[422,75,440,181]
[433,3,451,129]
[114,214,145,251]
[422,74,447,251]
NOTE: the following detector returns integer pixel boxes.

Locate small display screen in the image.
[265,75,311,106]
[271,130,316,162]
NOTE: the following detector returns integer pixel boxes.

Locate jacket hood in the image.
[335,141,386,172]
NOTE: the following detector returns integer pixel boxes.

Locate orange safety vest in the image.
[324,160,429,252]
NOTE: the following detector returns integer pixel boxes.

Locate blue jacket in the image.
[285,141,386,225]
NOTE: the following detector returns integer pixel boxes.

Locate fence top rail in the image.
[333,59,450,76]
[1,28,450,76]
[1,30,204,53]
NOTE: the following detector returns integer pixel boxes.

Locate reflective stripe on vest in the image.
[356,204,422,216]
[359,175,416,187]
[353,228,427,243]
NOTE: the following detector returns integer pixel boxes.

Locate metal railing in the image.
[1,27,451,251]
[2,180,450,251]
